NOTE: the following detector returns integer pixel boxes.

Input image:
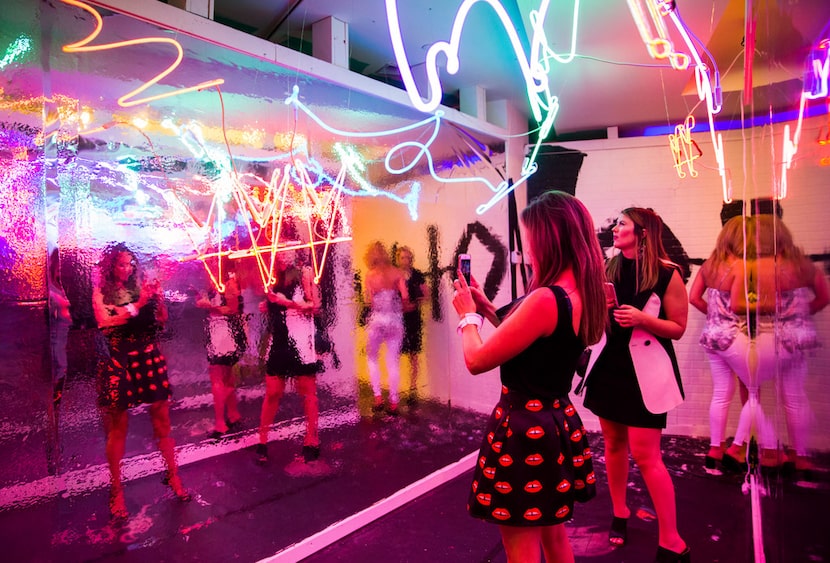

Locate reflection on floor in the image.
[0,398,827,562]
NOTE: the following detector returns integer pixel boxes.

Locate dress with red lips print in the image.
[467,286,596,527]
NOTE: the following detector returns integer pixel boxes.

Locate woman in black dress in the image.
[452,191,607,562]
[93,243,190,520]
[396,246,428,403]
[256,251,323,463]
[583,207,690,563]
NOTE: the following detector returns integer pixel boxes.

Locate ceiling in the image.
[205,0,830,138]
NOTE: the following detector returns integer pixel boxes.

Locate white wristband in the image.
[124,303,139,317]
[456,312,483,335]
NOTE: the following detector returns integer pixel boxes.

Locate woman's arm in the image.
[397,270,410,305]
[454,286,558,374]
[688,264,708,315]
[614,270,688,340]
[467,274,499,327]
[809,264,829,315]
[302,266,321,313]
[148,281,168,324]
[92,286,131,328]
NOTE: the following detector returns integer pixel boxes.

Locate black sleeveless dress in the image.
[583,257,684,428]
[265,266,323,377]
[467,286,597,526]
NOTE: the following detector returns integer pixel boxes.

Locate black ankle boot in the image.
[656,545,691,563]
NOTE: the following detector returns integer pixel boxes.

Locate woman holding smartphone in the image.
[583,207,690,563]
[453,191,606,562]
[93,243,190,520]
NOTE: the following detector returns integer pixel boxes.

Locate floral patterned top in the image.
[699,287,743,351]
[778,287,819,352]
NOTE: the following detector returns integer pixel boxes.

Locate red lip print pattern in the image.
[492,508,511,521]
[586,472,597,484]
[483,467,497,479]
[564,404,575,416]
[491,441,503,453]
[526,426,545,439]
[570,428,583,442]
[523,508,542,521]
[573,455,584,467]
[498,454,514,467]
[471,480,479,492]
[555,506,570,518]
[557,452,565,465]
[487,432,495,444]
[525,399,543,412]
[556,479,571,492]
[524,480,543,493]
[525,453,543,466]
[494,481,513,494]
[478,456,487,468]
[476,493,492,506]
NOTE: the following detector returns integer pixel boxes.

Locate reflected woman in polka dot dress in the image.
[93,243,190,521]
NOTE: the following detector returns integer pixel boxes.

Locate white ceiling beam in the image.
[82,0,510,139]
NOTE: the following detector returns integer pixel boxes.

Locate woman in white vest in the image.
[583,207,690,563]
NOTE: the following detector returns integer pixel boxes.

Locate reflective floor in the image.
[0,400,827,562]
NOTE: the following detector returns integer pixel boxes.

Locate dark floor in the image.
[1,399,828,563]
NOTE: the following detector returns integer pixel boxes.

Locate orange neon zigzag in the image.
[57,0,351,292]
[60,0,224,108]
[173,160,350,293]
[668,116,702,179]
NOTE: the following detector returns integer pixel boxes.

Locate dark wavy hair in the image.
[520,191,607,345]
[97,242,140,304]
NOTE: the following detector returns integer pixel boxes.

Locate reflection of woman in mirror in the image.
[453,192,606,563]
[256,250,323,464]
[48,247,71,404]
[93,243,190,520]
[583,207,690,562]
[688,216,749,473]
[396,245,428,405]
[729,216,829,477]
[196,260,246,439]
[363,241,409,414]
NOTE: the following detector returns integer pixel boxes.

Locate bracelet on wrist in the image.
[456,312,483,335]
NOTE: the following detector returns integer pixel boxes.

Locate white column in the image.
[460,85,487,121]
[312,17,349,69]
[168,0,213,19]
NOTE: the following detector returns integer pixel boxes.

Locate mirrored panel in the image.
[0,1,515,556]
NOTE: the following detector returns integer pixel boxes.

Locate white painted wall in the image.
[555,116,830,451]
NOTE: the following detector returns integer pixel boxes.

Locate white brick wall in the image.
[558,117,830,451]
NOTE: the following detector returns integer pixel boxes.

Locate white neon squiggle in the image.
[385,0,573,179]
[286,85,535,215]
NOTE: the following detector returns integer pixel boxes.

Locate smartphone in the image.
[604,282,619,307]
[458,254,471,285]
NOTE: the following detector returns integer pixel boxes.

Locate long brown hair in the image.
[520,191,607,345]
[606,207,676,293]
[702,215,745,278]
